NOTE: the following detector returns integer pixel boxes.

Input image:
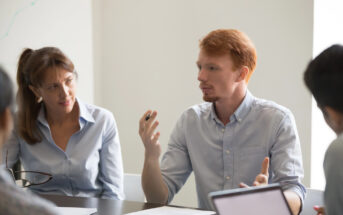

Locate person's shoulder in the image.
[81,100,114,120]
[182,102,212,118]
[325,134,343,163]
[252,97,293,118]
[0,178,59,215]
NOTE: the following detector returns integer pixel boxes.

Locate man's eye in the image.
[209,66,217,71]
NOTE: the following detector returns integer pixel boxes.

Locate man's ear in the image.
[237,66,249,82]
[326,107,343,124]
[324,106,343,134]
[325,107,341,120]
[28,85,41,98]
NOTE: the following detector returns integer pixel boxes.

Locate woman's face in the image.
[31,68,77,117]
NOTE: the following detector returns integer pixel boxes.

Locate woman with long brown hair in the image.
[3,47,124,199]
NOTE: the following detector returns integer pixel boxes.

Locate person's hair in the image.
[17,47,75,144]
[304,44,343,113]
[199,29,257,82]
[0,67,14,115]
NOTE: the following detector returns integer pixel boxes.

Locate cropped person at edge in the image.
[0,67,60,215]
[304,44,343,215]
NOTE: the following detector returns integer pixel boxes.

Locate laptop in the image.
[208,183,292,215]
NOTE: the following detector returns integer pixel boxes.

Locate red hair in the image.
[200,29,257,82]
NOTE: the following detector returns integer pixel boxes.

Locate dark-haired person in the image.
[304,44,343,215]
[3,47,124,199]
[139,29,305,214]
[0,67,60,215]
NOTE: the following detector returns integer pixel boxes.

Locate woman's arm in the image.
[98,112,124,199]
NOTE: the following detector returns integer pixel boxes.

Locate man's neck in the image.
[214,87,246,125]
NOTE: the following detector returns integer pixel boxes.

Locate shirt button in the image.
[226,150,230,154]
[226,176,230,180]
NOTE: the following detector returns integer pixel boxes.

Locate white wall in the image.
[0,0,315,208]
[0,0,94,103]
[94,0,313,207]
[311,0,343,189]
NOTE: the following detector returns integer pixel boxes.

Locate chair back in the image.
[124,173,145,202]
[301,188,324,215]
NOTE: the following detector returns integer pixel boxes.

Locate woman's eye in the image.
[47,85,57,90]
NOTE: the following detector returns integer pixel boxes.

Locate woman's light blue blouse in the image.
[3,99,124,200]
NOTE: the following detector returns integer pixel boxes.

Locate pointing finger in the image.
[261,157,269,175]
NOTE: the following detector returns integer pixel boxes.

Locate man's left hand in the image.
[239,157,269,188]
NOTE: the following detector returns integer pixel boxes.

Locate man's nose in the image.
[198,69,207,82]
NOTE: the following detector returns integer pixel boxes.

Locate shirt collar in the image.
[77,99,95,123]
[234,90,254,122]
[37,98,95,128]
[209,90,255,124]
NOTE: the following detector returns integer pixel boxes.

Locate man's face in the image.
[320,105,343,135]
[197,49,241,103]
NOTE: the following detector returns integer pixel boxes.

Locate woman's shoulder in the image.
[78,100,114,121]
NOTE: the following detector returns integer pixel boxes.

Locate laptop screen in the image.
[209,184,292,215]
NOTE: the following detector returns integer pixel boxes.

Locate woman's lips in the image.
[59,100,70,106]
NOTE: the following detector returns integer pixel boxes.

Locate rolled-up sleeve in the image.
[270,111,306,203]
[160,113,192,203]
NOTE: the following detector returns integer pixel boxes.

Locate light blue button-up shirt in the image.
[161,90,305,209]
[2,99,124,199]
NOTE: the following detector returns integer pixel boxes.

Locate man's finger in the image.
[147,121,159,138]
[144,111,158,131]
[261,157,269,175]
[139,110,152,126]
[152,132,160,143]
[239,182,249,188]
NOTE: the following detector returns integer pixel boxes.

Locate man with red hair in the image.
[139,29,305,214]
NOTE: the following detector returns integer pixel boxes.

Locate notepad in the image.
[55,207,97,215]
[125,206,214,215]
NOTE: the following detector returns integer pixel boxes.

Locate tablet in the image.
[208,183,292,215]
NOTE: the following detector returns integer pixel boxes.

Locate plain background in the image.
[1,0,313,207]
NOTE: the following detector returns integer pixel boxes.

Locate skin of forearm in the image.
[142,158,169,204]
[284,190,301,215]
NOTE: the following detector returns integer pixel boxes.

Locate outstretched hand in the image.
[239,157,269,188]
[139,110,161,160]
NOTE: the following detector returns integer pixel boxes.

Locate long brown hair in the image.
[17,47,74,144]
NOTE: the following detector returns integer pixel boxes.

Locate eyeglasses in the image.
[6,150,52,188]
